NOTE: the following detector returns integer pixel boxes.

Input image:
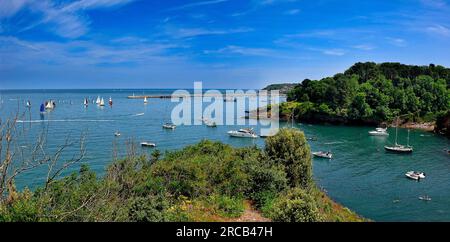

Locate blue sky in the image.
[0,0,450,89]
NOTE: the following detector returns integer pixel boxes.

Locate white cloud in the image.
[426,24,450,36]
[204,45,276,56]
[169,27,253,38]
[386,37,406,46]
[284,9,300,15]
[170,0,229,11]
[322,49,346,56]
[420,0,448,8]
[0,36,182,68]
[2,0,136,38]
[353,44,375,51]
[0,0,28,18]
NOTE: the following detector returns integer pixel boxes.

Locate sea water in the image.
[0,89,449,221]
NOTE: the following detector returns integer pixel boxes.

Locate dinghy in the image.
[163,123,177,129]
[228,128,258,138]
[141,142,156,147]
[312,151,333,159]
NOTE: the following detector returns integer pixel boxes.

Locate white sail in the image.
[96,96,101,104]
[144,97,148,103]
[100,98,105,106]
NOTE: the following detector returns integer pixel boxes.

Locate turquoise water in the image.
[0,89,449,221]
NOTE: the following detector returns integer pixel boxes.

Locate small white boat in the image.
[228,128,258,138]
[419,196,432,201]
[369,127,389,136]
[313,151,333,159]
[405,171,426,180]
[141,142,156,147]
[144,97,148,104]
[99,98,105,106]
[163,123,177,129]
[114,131,121,137]
[205,121,217,127]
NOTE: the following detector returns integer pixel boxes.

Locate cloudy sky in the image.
[0,0,449,89]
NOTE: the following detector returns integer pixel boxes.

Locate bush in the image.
[269,188,322,222]
[127,196,170,222]
[264,128,313,189]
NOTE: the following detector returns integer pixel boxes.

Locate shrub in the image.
[264,128,313,189]
[127,196,170,222]
[269,188,322,222]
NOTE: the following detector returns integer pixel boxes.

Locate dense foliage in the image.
[0,129,363,222]
[286,62,450,124]
[263,83,297,95]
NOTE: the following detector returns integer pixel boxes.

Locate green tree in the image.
[264,129,312,189]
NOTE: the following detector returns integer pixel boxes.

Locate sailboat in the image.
[96,96,101,105]
[144,97,148,104]
[26,100,31,108]
[99,98,105,106]
[45,100,55,110]
[384,117,413,153]
[84,98,89,107]
[109,97,113,106]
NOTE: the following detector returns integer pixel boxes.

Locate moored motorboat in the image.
[419,195,432,201]
[205,121,217,127]
[312,151,333,159]
[228,128,258,138]
[405,171,425,180]
[141,142,156,147]
[163,123,177,129]
[369,127,389,136]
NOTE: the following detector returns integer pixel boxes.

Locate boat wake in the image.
[17,119,115,123]
[324,141,345,145]
[132,113,145,117]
